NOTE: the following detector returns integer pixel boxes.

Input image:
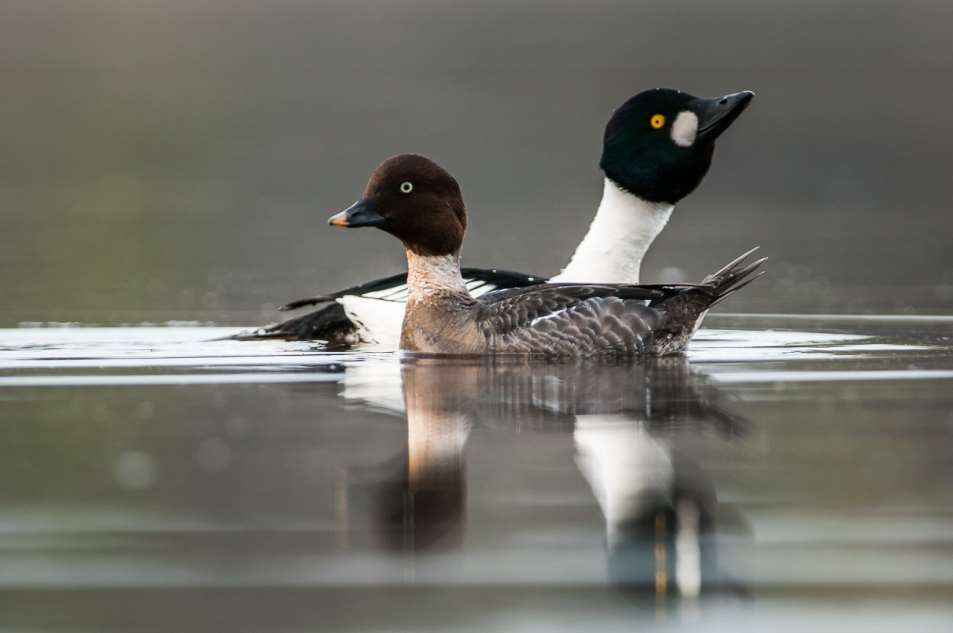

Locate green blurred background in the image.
[2,0,952,326]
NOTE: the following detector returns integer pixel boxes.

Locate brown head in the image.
[328,154,467,257]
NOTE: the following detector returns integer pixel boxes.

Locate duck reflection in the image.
[359,362,476,551]
[346,356,749,597]
[546,359,747,595]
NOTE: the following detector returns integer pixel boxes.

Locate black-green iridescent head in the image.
[600,88,754,204]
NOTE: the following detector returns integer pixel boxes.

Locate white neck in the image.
[406,251,468,299]
[551,178,674,284]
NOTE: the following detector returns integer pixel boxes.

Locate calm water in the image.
[0,315,952,631]
[3,2,951,629]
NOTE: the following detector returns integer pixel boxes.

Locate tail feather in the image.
[702,247,767,304]
[708,269,767,309]
[645,248,767,355]
[701,246,761,283]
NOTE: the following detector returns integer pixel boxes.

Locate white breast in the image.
[338,296,404,346]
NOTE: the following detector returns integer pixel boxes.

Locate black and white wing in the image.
[232,267,546,343]
[279,267,545,308]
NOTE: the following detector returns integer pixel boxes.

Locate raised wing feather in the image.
[278,267,544,310]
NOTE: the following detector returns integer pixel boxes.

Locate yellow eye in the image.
[650,114,666,129]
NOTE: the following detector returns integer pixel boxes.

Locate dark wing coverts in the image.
[475,284,671,356]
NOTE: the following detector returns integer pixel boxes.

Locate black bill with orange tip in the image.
[327,198,385,228]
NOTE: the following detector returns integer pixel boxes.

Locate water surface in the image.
[0,315,951,631]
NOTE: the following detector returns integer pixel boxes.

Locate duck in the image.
[325,154,764,357]
[236,88,755,345]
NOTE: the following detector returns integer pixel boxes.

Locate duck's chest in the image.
[400,295,484,354]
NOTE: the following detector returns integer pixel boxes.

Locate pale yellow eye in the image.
[650,114,666,129]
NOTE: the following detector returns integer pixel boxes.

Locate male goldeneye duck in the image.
[237,88,754,345]
[324,154,764,357]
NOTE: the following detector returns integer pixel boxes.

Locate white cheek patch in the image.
[671,111,699,147]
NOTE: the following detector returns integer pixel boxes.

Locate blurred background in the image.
[2,0,952,326]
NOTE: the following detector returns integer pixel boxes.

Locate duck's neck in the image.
[552,178,674,284]
[405,250,469,301]
[401,250,475,353]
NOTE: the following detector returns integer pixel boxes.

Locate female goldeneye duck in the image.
[239,88,755,345]
[327,154,764,357]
